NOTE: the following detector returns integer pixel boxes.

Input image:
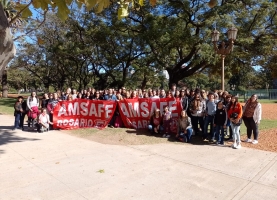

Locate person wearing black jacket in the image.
[13,96,23,130]
[20,98,27,130]
[214,101,228,145]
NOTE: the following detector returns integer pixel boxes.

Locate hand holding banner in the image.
[53,99,117,130]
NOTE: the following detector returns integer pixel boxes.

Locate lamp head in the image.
[211,29,220,42]
[228,26,238,41]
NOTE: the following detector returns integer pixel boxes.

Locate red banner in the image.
[117,98,182,133]
[53,99,117,129]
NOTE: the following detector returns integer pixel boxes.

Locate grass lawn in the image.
[0,97,16,115]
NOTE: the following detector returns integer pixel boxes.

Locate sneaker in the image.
[203,138,209,142]
[217,143,224,146]
[162,134,167,138]
[252,140,258,144]
[166,134,171,138]
[232,143,237,148]
[236,143,242,149]
[244,138,252,143]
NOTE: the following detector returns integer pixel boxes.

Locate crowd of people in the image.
[12,83,262,149]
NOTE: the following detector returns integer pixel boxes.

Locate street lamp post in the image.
[211,26,238,91]
[266,83,269,100]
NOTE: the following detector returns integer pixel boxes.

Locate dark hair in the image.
[18,96,23,99]
[217,101,224,108]
[230,96,238,110]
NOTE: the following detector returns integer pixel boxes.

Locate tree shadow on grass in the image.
[124,128,224,146]
[125,129,165,138]
[0,126,40,153]
[0,98,16,108]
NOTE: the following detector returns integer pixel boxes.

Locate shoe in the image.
[203,138,209,142]
[236,143,242,149]
[12,128,15,130]
[162,134,167,138]
[217,143,224,146]
[252,140,258,144]
[166,134,171,138]
[244,138,252,143]
[232,143,237,148]
[209,139,216,143]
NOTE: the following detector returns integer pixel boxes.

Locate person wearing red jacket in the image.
[228,96,243,149]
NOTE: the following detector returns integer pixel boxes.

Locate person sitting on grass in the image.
[176,110,193,143]
[148,108,163,134]
[37,108,53,133]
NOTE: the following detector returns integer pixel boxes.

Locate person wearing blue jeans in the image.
[214,101,227,145]
[176,110,193,143]
[177,128,193,143]
[13,96,23,130]
[203,93,217,141]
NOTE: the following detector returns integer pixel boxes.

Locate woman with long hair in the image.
[189,92,205,135]
[148,108,163,134]
[27,91,40,128]
[228,96,243,149]
[242,94,262,144]
[176,110,193,143]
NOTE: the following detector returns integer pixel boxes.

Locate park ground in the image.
[0,97,276,152]
[1,105,277,199]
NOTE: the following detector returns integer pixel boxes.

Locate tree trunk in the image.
[0,2,16,97]
[1,69,8,97]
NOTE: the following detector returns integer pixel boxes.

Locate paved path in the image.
[1,114,277,200]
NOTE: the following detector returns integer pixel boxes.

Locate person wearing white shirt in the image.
[27,91,39,128]
[37,108,53,132]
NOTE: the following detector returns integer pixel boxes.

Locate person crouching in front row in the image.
[148,108,163,134]
[176,110,193,143]
[37,108,53,133]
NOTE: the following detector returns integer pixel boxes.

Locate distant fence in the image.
[229,89,277,100]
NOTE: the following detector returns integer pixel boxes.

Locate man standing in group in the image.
[170,83,177,97]
[104,88,117,101]
[203,93,217,142]
[159,89,166,98]
[104,88,117,127]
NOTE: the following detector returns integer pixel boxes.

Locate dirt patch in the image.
[226,128,277,153]
[260,103,277,120]
[66,128,172,146]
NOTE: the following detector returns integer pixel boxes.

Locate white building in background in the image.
[159,70,169,80]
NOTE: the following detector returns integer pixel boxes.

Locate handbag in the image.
[230,112,242,126]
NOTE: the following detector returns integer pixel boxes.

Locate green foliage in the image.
[5,0,277,91]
